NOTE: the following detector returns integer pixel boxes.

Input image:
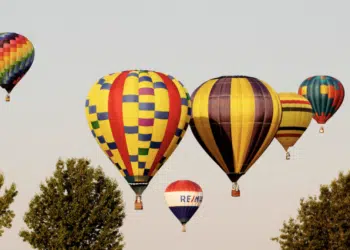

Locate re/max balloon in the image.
[164,180,203,232]
[298,75,345,133]
[190,76,282,197]
[85,70,191,210]
[0,32,35,102]
[275,93,313,160]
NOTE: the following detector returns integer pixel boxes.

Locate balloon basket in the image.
[231,189,240,197]
[134,195,143,210]
[5,95,10,102]
[286,152,290,160]
[182,224,186,232]
[319,126,324,133]
[134,201,143,210]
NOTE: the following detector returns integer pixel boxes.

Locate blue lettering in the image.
[180,195,185,202]
[186,195,191,202]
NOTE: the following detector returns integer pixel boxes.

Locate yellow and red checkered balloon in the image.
[85,70,191,210]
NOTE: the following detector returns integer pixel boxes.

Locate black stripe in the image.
[278,126,306,131]
[282,107,312,112]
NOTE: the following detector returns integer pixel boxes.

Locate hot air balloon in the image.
[298,75,345,133]
[164,180,203,232]
[85,70,191,210]
[190,76,282,197]
[0,32,35,102]
[275,93,313,160]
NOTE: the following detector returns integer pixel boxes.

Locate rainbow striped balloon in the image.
[164,180,203,232]
[0,32,35,102]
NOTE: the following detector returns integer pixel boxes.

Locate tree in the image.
[271,170,350,250]
[19,158,126,250]
[0,172,18,237]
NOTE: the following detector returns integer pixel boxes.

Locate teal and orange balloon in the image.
[298,75,345,133]
[0,32,35,102]
[85,70,191,210]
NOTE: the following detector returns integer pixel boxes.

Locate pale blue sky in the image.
[0,0,349,249]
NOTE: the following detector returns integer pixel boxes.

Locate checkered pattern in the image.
[0,32,35,94]
[85,72,127,176]
[151,76,192,176]
[85,70,192,184]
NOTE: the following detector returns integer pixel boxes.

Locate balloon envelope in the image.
[298,75,345,133]
[164,180,203,232]
[0,32,35,101]
[190,76,282,196]
[85,70,191,209]
[275,92,313,159]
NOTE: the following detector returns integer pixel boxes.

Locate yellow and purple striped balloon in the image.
[190,76,282,197]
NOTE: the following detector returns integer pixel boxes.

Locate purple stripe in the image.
[139,118,154,126]
[139,88,154,95]
[208,78,235,173]
[242,77,273,171]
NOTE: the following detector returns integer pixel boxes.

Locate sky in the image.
[0,0,349,249]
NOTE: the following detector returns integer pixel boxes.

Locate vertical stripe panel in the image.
[85,72,127,177]
[208,78,234,172]
[245,80,281,169]
[108,71,134,175]
[149,72,182,176]
[153,76,191,175]
[191,79,228,172]
[229,78,255,172]
[122,73,140,176]
[137,72,155,176]
[242,78,273,169]
[144,72,169,172]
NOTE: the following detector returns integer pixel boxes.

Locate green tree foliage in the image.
[0,173,18,237]
[272,170,350,250]
[19,158,126,250]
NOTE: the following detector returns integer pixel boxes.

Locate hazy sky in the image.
[0,0,349,249]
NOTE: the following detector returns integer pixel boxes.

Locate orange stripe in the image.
[280,100,310,104]
[276,134,301,138]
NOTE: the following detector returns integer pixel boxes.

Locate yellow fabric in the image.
[85,72,127,177]
[191,79,228,172]
[191,77,282,175]
[229,78,255,172]
[275,92,313,152]
[246,80,282,171]
[85,70,191,179]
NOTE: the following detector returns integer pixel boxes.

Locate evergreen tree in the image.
[0,173,18,237]
[272,170,350,249]
[20,158,126,250]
